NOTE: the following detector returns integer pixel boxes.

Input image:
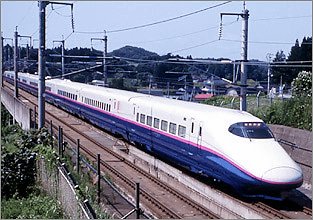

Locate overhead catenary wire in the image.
[221,38,312,45]
[250,14,312,22]
[74,1,232,35]
[127,19,239,45]
[16,1,37,28]
[169,39,220,54]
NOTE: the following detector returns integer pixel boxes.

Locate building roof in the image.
[194,93,214,100]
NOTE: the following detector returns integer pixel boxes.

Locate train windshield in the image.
[228,122,274,139]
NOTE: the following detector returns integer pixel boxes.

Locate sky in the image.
[1,1,312,61]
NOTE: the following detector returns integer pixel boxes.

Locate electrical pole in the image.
[220,3,249,111]
[38,1,48,129]
[266,53,273,96]
[61,40,65,79]
[91,32,108,85]
[240,8,249,111]
[38,1,73,129]
[53,39,65,79]
[104,32,108,84]
[18,36,31,73]
[14,27,18,98]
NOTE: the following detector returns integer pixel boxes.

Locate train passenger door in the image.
[197,121,203,155]
[188,118,196,155]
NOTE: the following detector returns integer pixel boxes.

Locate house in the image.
[194,93,214,102]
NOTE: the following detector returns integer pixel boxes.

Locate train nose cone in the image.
[261,167,303,183]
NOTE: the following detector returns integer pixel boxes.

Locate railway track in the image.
[3,83,221,218]
[3,82,311,219]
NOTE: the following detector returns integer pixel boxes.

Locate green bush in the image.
[204,96,235,107]
[1,126,52,199]
[1,191,64,219]
[291,71,312,97]
[250,96,312,131]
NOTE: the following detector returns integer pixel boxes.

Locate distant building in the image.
[194,93,214,102]
[201,77,229,95]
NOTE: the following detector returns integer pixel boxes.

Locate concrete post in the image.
[103,33,107,84]
[38,1,48,129]
[239,9,249,111]
[14,28,18,98]
[61,40,65,79]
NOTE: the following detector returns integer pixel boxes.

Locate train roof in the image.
[15,72,261,127]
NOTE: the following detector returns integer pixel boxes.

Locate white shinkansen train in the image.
[3,71,303,199]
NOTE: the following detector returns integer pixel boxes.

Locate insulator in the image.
[218,23,223,40]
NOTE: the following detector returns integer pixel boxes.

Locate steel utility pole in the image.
[14,27,18,98]
[19,36,32,73]
[266,53,273,96]
[38,1,48,129]
[53,39,65,79]
[38,1,73,129]
[240,8,249,111]
[104,32,108,84]
[220,3,249,111]
[91,31,108,84]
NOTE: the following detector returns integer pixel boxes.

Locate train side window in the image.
[191,122,194,133]
[161,120,168,132]
[199,127,202,136]
[169,123,177,135]
[140,114,146,124]
[109,104,111,112]
[147,116,152,126]
[178,125,186,138]
[153,118,160,129]
[136,113,140,122]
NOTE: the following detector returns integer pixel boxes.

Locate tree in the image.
[291,71,312,97]
[271,50,287,84]
[272,37,312,85]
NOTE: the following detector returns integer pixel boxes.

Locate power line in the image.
[251,15,312,22]
[128,19,239,45]
[31,7,55,37]
[221,39,312,45]
[169,39,220,54]
[74,1,232,35]
[106,1,232,33]
[16,1,37,28]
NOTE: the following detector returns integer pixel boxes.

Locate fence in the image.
[37,158,93,219]
[47,121,150,219]
[220,93,290,111]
